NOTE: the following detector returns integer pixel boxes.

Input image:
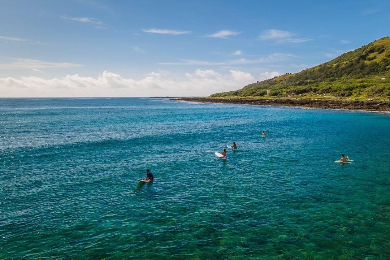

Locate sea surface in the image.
[1,98,390,259]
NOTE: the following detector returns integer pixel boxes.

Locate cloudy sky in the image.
[1,0,389,97]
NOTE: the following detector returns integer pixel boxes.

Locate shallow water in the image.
[1,98,390,259]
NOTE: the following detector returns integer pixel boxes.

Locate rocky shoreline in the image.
[175,97,390,112]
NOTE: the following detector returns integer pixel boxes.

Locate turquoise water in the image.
[1,98,390,259]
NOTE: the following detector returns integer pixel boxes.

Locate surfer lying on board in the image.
[231,142,237,150]
[262,131,266,137]
[142,169,154,182]
[222,148,227,158]
[340,154,349,163]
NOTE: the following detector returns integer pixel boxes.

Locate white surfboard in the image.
[215,152,227,159]
[334,160,352,163]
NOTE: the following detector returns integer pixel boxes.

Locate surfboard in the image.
[334,160,352,164]
[140,179,152,183]
[215,152,227,159]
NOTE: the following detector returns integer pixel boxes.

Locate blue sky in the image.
[0,0,389,97]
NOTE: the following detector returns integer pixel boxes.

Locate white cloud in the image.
[159,53,294,66]
[142,28,191,35]
[0,70,256,97]
[207,30,240,39]
[258,71,280,81]
[147,70,171,78]
[259,29,311,43]
[259,29,294,40]
[0,36,28,42]
[148,72,161,77]
[278,38,311,43]
[229,58,255,65]
[340,40,350,44]
[60,15,103,25]
[268,53,297,59]
[134,46,146,53]
[0,36,41,44]
[230,70,254,82]
[194,69,220,78]
[232,50,243,56]
[0,58,82,69]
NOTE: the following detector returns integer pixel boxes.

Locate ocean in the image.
[1,98,390,259]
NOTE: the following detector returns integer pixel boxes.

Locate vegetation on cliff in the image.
[211,37,390,100]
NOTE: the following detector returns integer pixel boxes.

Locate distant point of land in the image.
[182,37,390,111]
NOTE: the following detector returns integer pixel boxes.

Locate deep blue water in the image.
[1,98,390,259]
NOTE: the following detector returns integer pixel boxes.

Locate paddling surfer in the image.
[143,169,154,182]
[340,154,349,163]
[231,142,237,150]
[222,148,227,158]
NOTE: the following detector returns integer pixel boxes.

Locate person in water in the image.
[143,169,154,181]
[222,148,227,158]
[262,131,266,137]
[340,154,349,163]
[231,142,237,149]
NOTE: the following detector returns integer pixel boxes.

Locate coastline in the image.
[175,97,390,112]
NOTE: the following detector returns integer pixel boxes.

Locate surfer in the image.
[222,148,227,158]
[262,131,266,137]
[340,154,349,163]
[143,169,154,182]
[231,142,237,149]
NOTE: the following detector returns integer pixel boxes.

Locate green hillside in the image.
[211,37,390,100]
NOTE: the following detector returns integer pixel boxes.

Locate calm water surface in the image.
[1,98,390,259]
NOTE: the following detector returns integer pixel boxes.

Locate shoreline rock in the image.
[175,97,390,112]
